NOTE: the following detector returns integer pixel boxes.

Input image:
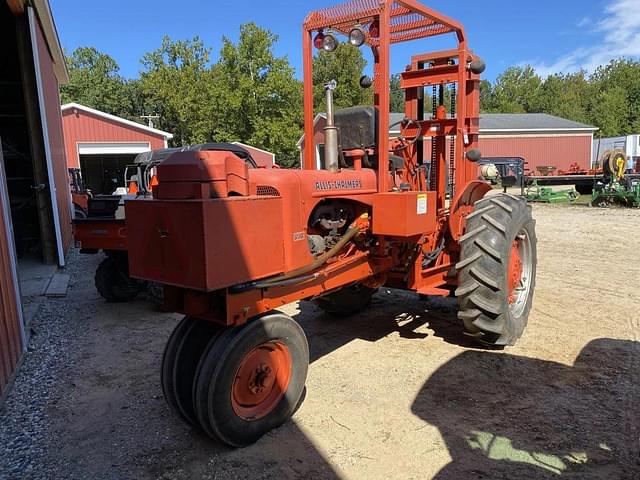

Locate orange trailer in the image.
[125,0,537,447]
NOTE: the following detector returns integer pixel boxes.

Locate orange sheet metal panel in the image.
[372,191,437,237]
[0,151,24,400]
[126,196,285,291]
[73,219,127,251]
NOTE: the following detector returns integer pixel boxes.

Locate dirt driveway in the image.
[1,204,639,479]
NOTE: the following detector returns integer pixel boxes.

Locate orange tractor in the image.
[125,0,537,447]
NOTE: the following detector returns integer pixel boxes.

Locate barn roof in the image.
[480,113,597,132]
[61,103,174,140]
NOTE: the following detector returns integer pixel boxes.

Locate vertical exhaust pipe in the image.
[324,80,339,173]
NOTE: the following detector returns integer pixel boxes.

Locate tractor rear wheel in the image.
[161,316,221,427]
[314,283,377,317]
[193,312,308,447]
[94,254,144,302]
[456,193,537,346]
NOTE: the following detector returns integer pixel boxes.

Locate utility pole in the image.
[141,114,160,129]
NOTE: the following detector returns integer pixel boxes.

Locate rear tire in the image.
[193,312,308,447]
[314,283,377,317]
[94,254,143,302]
[456,193,537,346]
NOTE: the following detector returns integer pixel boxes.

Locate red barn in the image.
[479,114,598,174]
[299,112,597,174]
[61,103,173,195]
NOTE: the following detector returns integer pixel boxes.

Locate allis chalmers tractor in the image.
[125,0,537,447]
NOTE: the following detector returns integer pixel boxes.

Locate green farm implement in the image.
[524,181,579,204]
[591,177,640,208]
[591,149,640,208]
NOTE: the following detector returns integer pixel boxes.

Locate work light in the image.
[313,31,326,49]
[322,33,339,52]
[348,26,366,47]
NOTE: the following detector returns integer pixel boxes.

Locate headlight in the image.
[313,32,326,49]
[348,26,366,47]
[322,33,339,52]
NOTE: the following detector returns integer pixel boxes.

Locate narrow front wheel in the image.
[193,312,309,447]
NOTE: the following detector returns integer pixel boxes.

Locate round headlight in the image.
[348,26,366,47]
[322,33,339,52]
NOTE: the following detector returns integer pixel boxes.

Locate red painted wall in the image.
[0,157,23,401]
[62,110,167,169]
[479,135,592,174]
[234,143,275,168]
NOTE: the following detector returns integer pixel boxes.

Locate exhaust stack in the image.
[324,80,339,173]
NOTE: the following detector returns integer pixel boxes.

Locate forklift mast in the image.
[302,0,483,204]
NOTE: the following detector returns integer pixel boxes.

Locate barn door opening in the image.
[0,3,58,266]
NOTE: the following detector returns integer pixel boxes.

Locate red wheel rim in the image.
[231,341,292,421]
[508,239,523,305]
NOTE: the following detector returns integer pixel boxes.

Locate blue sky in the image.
[50,0,640,81]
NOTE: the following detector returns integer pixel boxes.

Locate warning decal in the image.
[417,194,427,215]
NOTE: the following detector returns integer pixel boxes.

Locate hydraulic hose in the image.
[230,224,361,292]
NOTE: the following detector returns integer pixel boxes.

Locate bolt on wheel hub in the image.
[232,341,292,421]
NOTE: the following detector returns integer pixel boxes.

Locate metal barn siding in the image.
[0,145,25,400]
[33,13,72,252]
[479,135,593,173]
[62,109,169,169]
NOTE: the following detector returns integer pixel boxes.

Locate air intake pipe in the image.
[324,80,340,173]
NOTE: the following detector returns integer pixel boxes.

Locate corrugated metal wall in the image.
[0,144,25,400]
[62,111,167,169]
[479,135,593,173]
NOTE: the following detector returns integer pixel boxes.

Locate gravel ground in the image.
[0,251,86,478]
[0,204,639,479]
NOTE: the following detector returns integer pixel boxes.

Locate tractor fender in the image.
[448,180,493,241]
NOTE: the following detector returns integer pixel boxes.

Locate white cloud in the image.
[576,16,591,28]
[525,0,640,77]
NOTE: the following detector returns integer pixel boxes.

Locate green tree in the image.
[313,43,372,111]
[480,79,497,112]
[537,71,592,124]
[588,86,630,137]
[140,36,215,145]
[590,59,640,134]
[60,47,134,118]
[492,66,542,113]
[389,74,404,113]
[213,23,303,167]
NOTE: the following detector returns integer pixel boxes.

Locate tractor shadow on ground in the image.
[297,287,492,364]
[411,338,640,479]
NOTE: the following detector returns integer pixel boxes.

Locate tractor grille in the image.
[256,186,281,197]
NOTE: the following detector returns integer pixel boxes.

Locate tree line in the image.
[481,61,640,137]
[61,23,640,167]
